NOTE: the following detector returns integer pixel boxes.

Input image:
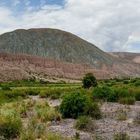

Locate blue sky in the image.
[0,0,64,14]
[0,0,140,52]
[0,0,64,7]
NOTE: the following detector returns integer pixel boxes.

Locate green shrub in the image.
[114,132,130,140]
[60,93,87,118]
[60,93,83,118]
[130,79,137,83]
[134,111,140,124]
[6,90,27,98]
[82,73,98,88]
[134,89,140,101]
[44,133,71,140]
[114,88,129,98]
[1,85,11,90]
[26,89,40,96]
[75,116,96,132]
[93,86,114,101]
[116,109,127,121]
[0,109,22,139]
[39,90,47,98]
[73,132,80,140]
[36,107,61,122]
[134,80,140,86]
[107,91,119,102]
[39,89,61,99]
[119,97,136,105]
[18,100,35,117]
[123,80,129,84]
[60,92,101,119]
[84,102,102,119]
[20,118,46,140]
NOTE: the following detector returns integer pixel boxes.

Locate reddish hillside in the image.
[0,53,140,82]
[110,52,140,64]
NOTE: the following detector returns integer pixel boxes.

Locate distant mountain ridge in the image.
[0,28,140,81]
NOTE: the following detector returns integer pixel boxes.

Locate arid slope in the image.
[0,29,140,81]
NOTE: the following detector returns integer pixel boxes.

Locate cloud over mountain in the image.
[0,0,140,52]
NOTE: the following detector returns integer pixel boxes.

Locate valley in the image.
[0,78,140,140]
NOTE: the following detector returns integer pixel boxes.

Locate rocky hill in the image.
[0,28,140,81]
[0,28,117,68]
[110,52,140,64]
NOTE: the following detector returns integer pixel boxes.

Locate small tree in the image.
[82,73,97,88]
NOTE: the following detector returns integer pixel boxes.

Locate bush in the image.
[123,80,129,84]
[20,118,46,140]
[114,88,129,98]
[134,111,140,124]
[44,133,71,140]
[116,109,127,121]
[107,91,119,102]
[35,107,61,123]
[130,79,137,83]
[84,102,102,119]
[1,85,11,91]
[114,132,130,140]
[26,89,40,96]
[93,86,115,101]
[134,89,140,101]
[134,80,140,86]
[82,73,97,88]
[75,116,96,132]
[0,109,22,139]
[60,92,100,119]
[60,93,88,118]
[119,97,136,105]
[4,90,27,99]
[39,89,61,99]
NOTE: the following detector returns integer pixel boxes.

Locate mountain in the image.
[0,28,140,82]
[0,28,117,68]
[110,52,140,64]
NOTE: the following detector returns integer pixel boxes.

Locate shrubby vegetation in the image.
[114,132,130,140]
[116,109,127,121]
[39,89,61,99]
[119,96,136,105]
[60,92,101,119]
[82,73,98,88]
[134,111,140,124]
[0,109,22,139]
[92,85,139,105]
[75,116,96,132]
[0,76,140,139]
[93,86,114,101]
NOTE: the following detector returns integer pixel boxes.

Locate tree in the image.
[82,73,97,88]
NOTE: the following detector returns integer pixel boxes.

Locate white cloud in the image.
[0,0,140,52]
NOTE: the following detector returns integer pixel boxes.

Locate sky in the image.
[0,0,140,52]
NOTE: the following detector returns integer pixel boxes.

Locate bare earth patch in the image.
[48,101,140,140]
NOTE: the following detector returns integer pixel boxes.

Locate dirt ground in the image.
[26,96,140,140]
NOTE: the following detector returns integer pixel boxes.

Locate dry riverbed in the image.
[23,96,140,140]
